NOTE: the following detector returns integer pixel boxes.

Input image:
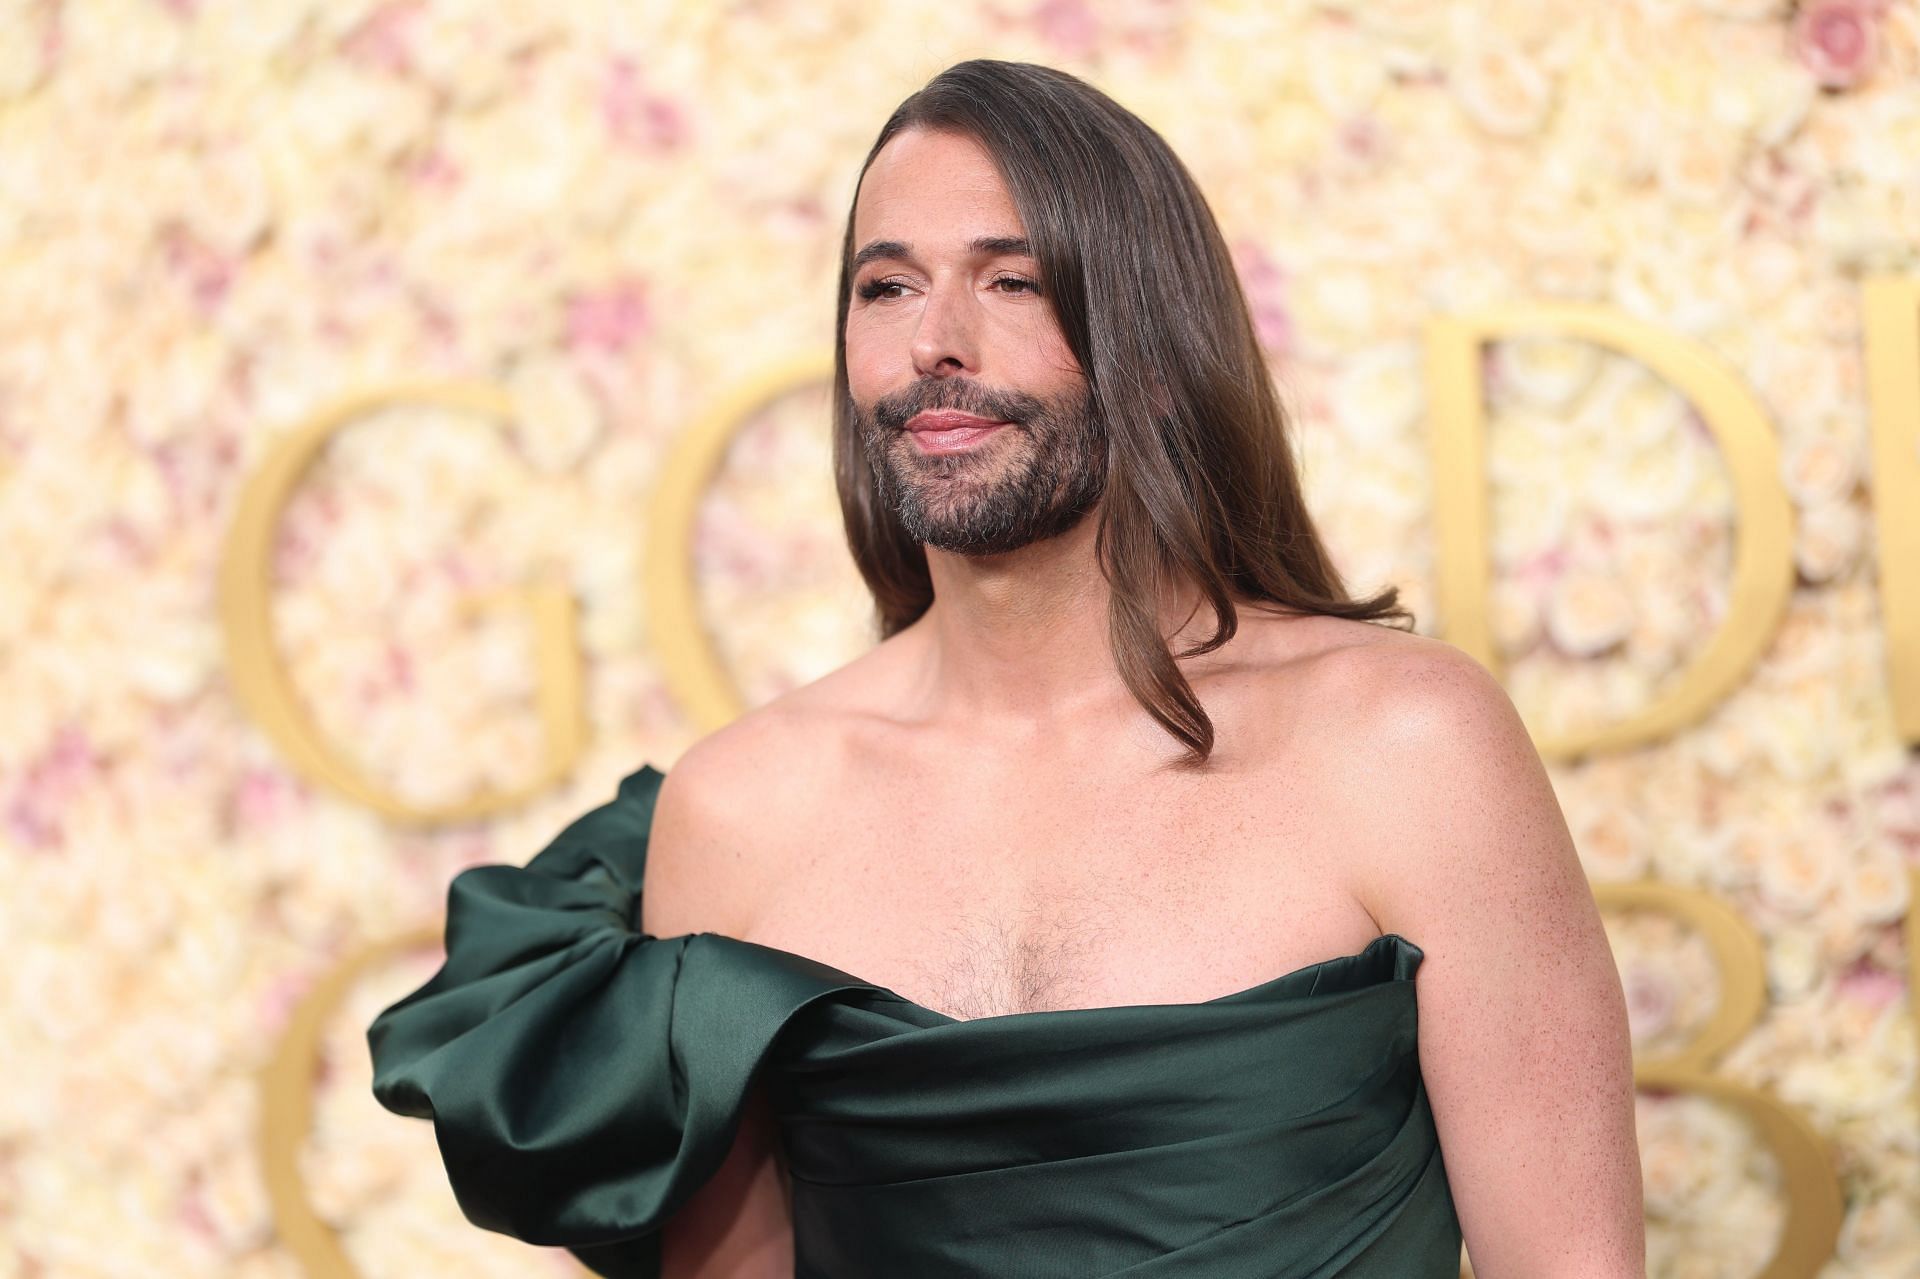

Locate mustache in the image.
[870,379,1048,432]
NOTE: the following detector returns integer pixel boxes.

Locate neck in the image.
[900,511,1215,732]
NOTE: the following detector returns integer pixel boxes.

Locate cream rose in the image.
[1449,34,1554,139]
[1544,567,1635,657]
[1570,800,1652,881]
[1836,839,1911,926]
[1766,926,1826,997]
[1303,24,1387,118]
[1655,127,1739,208]
[1496,335,1603,411]
[507,352,606,473]
[1794,498,1868,583]
[1782,426,1865,506]
[1327,343,1424,446]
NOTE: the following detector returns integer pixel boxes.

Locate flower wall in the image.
[1,1,1916,1276]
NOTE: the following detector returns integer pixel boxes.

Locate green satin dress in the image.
[368,764,1462,1277]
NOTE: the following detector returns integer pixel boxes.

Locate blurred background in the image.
[1,1,1916,1276]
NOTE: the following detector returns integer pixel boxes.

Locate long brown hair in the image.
[831,59,1414,767]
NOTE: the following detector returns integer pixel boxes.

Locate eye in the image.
[993,275,1040,295]
[855,277,907,301]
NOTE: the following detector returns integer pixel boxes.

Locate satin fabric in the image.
[368,764,1462,1277]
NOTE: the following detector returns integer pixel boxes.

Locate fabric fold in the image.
[367,763,1462,1278]
[366,765,867,1276]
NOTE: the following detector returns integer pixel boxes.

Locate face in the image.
[844,127,1107,556]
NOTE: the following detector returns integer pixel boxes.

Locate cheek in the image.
[1021,325,1083,385]
[843,323,884,399]
[845,303,909,354]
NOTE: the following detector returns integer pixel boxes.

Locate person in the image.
[368,58,1644,1278]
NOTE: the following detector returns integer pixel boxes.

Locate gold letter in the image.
[1863,277,1920,743]
[260,931,431,1278]
[642,353,831,730]
[1426,304,1796,760]
[219,383,585,824]
[1594,881,1844,1277]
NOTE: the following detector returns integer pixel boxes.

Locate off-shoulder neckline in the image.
[690,929,1421,1027]
[621,761,1422,1027]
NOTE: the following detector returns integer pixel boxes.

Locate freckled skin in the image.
[1330,650,1647,1278]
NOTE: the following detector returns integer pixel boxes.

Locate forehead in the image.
[851,127,1025,246]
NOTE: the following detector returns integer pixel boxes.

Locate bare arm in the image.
[642,739,799,1277]
[658,1082,795,1278]
[1339,641,1645,1278]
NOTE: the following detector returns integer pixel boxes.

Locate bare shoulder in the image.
[1235,611,1515,754]
[1293,623,1568,922]
[639,646,900,941]
[1284,617,1531,777]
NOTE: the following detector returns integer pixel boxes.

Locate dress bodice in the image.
[367,764,1462,1277]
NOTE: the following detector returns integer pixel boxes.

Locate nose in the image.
[909,275,979,378]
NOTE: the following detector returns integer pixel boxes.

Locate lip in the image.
[903,409,1012,456]
[905,410,1011,433]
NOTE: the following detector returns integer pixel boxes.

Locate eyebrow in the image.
[850,235,1034,270]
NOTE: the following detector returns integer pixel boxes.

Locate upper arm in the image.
[637,731,799,1273]
[1338,641,1645,1279]
[658,1081,795,1278]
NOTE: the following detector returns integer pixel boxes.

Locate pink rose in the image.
[408,146,462,192]
[1836,959,1903,1010]
[603,57,689,152]
[1791,0,1883,91]
[231,766,302,832]
[1232,241,1296,358]
[1033,0,1100,59]
[566,278,653,356]
[339,1,424,76]
[6,724,102,852]
[162,223,235,314]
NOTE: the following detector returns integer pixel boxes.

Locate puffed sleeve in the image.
[365,763,867,1278]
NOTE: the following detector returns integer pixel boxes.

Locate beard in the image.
[853,376,1109,556]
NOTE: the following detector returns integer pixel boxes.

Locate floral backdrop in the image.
[1,1,1916,1276]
